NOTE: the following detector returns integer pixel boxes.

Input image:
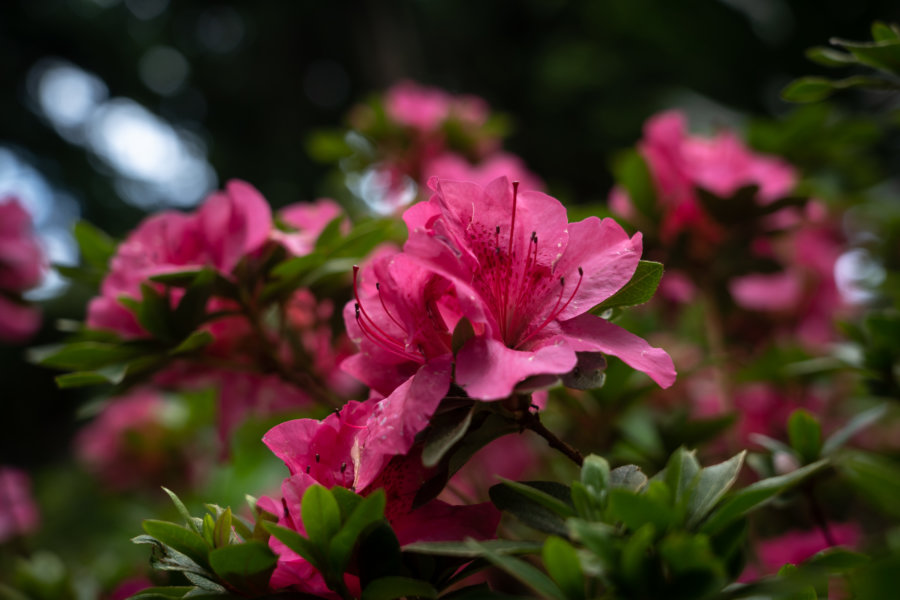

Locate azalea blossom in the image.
[75,388,203,491]
[384,80,489,134]
[0,466,40,542]
[87,180,272,337]
[610,110,797,244]
[260,401,499,593]
[399,176,675,400]
[423,151,544,191]
[0,197,45,343]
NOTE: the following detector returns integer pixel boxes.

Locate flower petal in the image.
[455,336,576,401]
[354,356,452,490]
[559,313,676,388]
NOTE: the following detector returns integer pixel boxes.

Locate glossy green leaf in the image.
[701,460,828,534]
[543,536,585,600]
[162,487,203,534]
[73,221,116,270]
[685,451,746,529]
[422,404,474,467]
[664,447,701,508]
[141,521,210,569]
[781,77,835,103]
[261,522,320,569]
[492,479,575,530]
[871,21,900,42]
[169,330,215,356]
[55,365,127,388]
[213,508,233,548]
[593,261,664,311]
[328,490,386,573]
[331,486,364,521]
[580,455,610,500]
[402,539,543,558]
[608,482,677,533]
[831,37,900,73]
[805,46,855,67]
[36,341,145,370]
[805,548,869,571]
[788,410,822,464]
[208,541,277,595]
[128,586,193,599]
[361,576,437,600]
[136,283,175,341]
[301,484,341,549]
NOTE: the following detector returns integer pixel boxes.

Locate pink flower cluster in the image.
[259,176,675,593]
[86,181,357,447]
[610,110,797,244]
[0,466,40,543]
[0,198,45,343]
[349,81,542,213]
[75,388,204,492]
[260,400,499,593]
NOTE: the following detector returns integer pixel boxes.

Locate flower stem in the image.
[521,410,584,467]
[805,486,837,547]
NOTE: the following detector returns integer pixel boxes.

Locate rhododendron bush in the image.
[6,17,900,600]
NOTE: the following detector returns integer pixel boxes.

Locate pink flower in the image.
[742,523,860,579]
[261,401,499,593]
[0,198,45,292]
[0,198,45,343]
[729,222,847,348]
[402,176,675,399]
[0,295,42,344]
[87,180,272,338]
[273,199,347,256]
[385,81,488,133]
[0,466,40,542]
[612,111,797,243]
[75,388,202,491]
[423,152,544,191]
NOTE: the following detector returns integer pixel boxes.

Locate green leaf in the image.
[208,541,277,595]
[261,522,320,569]
[128,587,193,599]
[55,365,127,388]
[837,451,900,518]
[593,261,664,311]
[831,37,900,73]
[822,403,888,455]
[135,283,175,341]
[580,455,610,500]
[402,539,543,558]
[172,269,216,334]
[422,405,474,467]
[805,46,855,67]
[495,479,575,520]
[788,410,823,464]
[685,451,746,529]
[331,486,364,521]
[872,21,900,42]
[621,523,655,586]
[213,508,233,548]
[701,460,829,534]
[314,216,346,251]
[361,576,437,600]
[169,330,215,356]
[73,221,116,270]
[608,482,678,533]
[162,487,202,534]
[148,269,207,287]
[301,484,341,549]
[132,535,208,578]
[36,341,145,370]
[805,548,869,571]
[664,447,701,508]
[143,520,210,569]
[542,536,585,600]
[328,490,386,574]
[467,540,566,600]
[609,464,648,492]
[781,77,835,103]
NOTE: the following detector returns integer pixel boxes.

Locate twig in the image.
[521,410,584,467]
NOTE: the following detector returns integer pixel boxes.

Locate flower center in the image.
[472,181,583,349]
